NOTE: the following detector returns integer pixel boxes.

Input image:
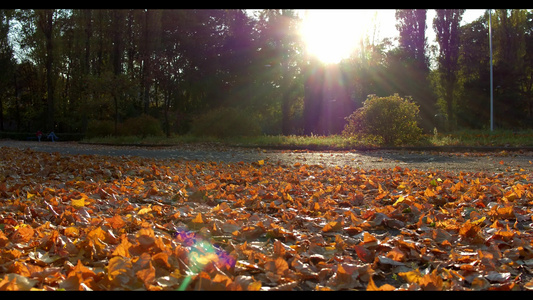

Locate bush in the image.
[189,107,261,138]
[86,120,115,138]
[121,114,164,137]
[343,94,422,146]
[86,114,163,138]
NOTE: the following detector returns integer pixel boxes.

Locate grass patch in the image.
[429,129,533,147]
[82,134,382,149]
[82,134,217,146]
[82,129,533,149]
[228,134,383,149]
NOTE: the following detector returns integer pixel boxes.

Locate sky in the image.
[295,9,488,64]
[344,9,487,45]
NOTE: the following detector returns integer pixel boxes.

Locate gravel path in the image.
[2,140,533,173]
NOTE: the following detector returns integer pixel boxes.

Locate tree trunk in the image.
[37,10,55,132]
[111,10,125,135]
[303,62,323,135]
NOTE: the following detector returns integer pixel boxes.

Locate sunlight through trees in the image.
[0,9,532,138]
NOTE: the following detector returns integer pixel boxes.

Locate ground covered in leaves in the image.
[1,146,533,290]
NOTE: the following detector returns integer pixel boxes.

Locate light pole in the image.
[489,9,494,131]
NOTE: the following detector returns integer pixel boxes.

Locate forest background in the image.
[0,9,531,141]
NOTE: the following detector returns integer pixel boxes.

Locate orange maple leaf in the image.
[367,276,395,291]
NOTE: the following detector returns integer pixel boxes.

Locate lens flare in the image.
[174,230,235,291]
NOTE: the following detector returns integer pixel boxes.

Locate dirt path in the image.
[2,140,533,173]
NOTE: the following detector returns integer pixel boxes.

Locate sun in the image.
[299,10,376,64]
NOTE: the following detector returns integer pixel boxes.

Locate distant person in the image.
[36,130,42,142]
[47,131,58,142]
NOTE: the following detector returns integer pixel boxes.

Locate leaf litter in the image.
[1,146,533,290]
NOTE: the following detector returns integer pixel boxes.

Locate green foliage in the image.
[86,120,115,138]
[120,114,164,137]
[343,94,423,146]
[5,9,533,136]
[189,107,261,138]
[87,114,163,138]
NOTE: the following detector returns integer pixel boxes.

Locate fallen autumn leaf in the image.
[0,146,532,290]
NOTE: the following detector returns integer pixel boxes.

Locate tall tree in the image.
[433,9,465,131]
[303,57,324,135]
[36,9,56,131]
[522,10,533,122]
[254,9,303,134]
[395,9,435,130]
[492,9,528,128]
[396,9,429,69]
[266,9,299,135]
[456,13,490,128]
[140,9,162,114]
[217,9,256,108]
[0,10,14,131]
[110,10,126,134]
